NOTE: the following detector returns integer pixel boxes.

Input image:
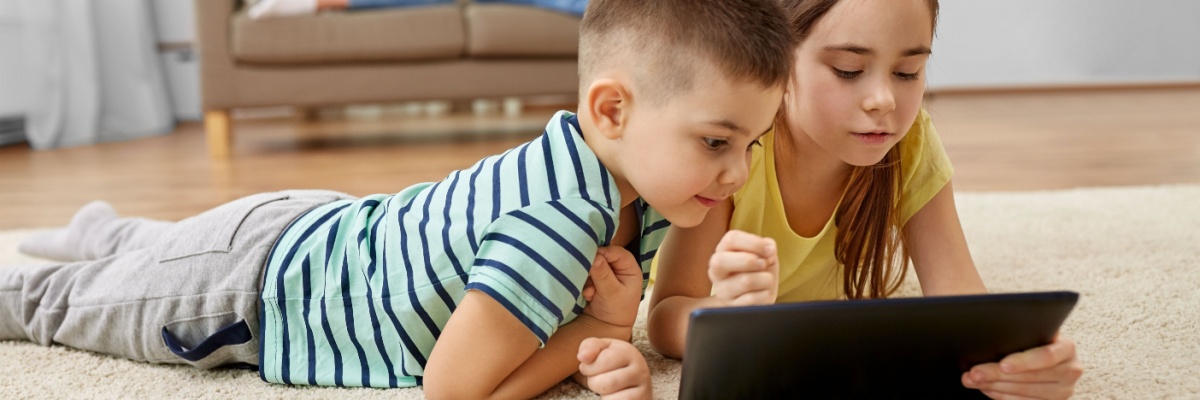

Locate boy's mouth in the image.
[694,196,720,208]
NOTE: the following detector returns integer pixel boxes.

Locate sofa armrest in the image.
[194,0,240,110]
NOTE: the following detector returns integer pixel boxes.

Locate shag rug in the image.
[2,185,1198,399]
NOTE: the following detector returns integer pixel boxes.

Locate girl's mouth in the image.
[852,132,892,145]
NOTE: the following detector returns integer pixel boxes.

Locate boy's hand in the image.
[578,337,652,400]
[709,230,779,307]
[961,333,1083,399]
[582,246,643,328]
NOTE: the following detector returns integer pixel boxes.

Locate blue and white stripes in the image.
[258,111,668,388]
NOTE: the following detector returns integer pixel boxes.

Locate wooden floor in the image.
[2,88,1199,230]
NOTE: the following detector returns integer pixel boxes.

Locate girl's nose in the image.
[863,78,897,114]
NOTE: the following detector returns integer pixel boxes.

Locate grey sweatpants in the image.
[0,190,352,369]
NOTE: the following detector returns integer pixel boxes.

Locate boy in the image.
[0,0,793,398]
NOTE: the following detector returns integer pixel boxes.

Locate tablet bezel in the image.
[678,291,1078,399]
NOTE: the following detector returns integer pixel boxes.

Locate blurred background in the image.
[0,0,1198,228]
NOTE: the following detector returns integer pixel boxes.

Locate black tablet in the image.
[678,291,1078,399]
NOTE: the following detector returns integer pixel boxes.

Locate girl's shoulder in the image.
[897,108,954,223]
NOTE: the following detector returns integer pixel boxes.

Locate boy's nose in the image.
[718,155,751,187]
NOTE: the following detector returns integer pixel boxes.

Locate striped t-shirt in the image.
[259,111,669,388]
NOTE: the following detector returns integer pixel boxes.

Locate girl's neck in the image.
[774,128,853,191]
[772,127,854,237]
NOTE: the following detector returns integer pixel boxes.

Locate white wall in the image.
[0,1,24,118]
[152,0,200,121]
[927,0,1200,89]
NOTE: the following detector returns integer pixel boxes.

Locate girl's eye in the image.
[703,138,728,150]
[832,68,862,79]
[895,71,920,81]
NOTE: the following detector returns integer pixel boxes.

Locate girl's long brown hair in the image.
[780,0,939,299]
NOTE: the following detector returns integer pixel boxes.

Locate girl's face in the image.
[785,0,933,167]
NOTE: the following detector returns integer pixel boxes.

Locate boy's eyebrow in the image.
[706,120,773,139]
[824,44,932,57]
[707,120,750,135]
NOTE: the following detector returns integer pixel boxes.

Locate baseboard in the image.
[0,115,26,145]
[925,81,1200,96]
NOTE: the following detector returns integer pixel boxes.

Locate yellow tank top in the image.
[730,109,953,302]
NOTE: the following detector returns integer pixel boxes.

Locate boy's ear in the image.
[585,78,631,140]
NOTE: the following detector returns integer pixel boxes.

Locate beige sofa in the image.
[194,0,582,158]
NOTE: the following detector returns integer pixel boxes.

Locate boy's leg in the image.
[18,201,173,262]
[0,190,350,368]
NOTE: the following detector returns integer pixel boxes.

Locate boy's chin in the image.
[659,208,708,229]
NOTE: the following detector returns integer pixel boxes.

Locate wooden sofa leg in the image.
[205,110,232,159]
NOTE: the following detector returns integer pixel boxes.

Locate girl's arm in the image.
[908,181,1083,399]
[646,199,733,359]
[648,199,778,360]
[904,180,987,295]
[423,291,633,399]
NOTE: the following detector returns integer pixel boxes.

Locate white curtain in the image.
[18,0,173,150]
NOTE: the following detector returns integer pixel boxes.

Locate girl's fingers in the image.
[714,230,774,258]
[997,334,1077,374]
[711,271,775,301]
[708,251,767,280]
[969,379,1074,400]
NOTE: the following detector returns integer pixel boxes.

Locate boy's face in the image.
[786,0,932,167]
[615,66,783,228]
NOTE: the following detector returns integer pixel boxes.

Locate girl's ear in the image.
[585,78,631,140]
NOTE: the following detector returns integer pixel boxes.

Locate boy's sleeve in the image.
[465,198,615,346]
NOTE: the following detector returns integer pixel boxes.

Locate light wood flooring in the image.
[2,88,1198,230]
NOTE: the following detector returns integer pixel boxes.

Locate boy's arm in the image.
[423,290,632,400]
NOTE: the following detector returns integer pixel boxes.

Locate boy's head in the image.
[578,0,794,106]
[575,0,795,227]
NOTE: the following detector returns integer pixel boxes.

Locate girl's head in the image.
[780,0,937,166]
[778,0,940,299]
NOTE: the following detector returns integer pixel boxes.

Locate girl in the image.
[646,0,1083,398]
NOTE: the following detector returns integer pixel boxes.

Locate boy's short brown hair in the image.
[579,0,795,104]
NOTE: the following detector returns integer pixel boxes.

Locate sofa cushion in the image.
[464,3,579,57]
[231,5,465,65]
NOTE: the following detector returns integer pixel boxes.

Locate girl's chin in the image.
[842,152,891,167]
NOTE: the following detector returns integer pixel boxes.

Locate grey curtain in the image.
[19,0,173,150]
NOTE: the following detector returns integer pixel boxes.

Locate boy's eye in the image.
[747,139,762,150]
[895,71,920,81]
[703,138,728,150]
[832,68,862,79]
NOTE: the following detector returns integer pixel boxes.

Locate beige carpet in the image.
[2,185,1198,399]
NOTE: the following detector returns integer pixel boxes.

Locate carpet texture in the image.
[2,185,1198,399]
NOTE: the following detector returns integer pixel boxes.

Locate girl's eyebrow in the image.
[823,44,932,57]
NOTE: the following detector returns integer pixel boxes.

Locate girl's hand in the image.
[577,337,652,400]
[708,230,779,307]
[961,333,1083,399]
[582,246,644,328]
